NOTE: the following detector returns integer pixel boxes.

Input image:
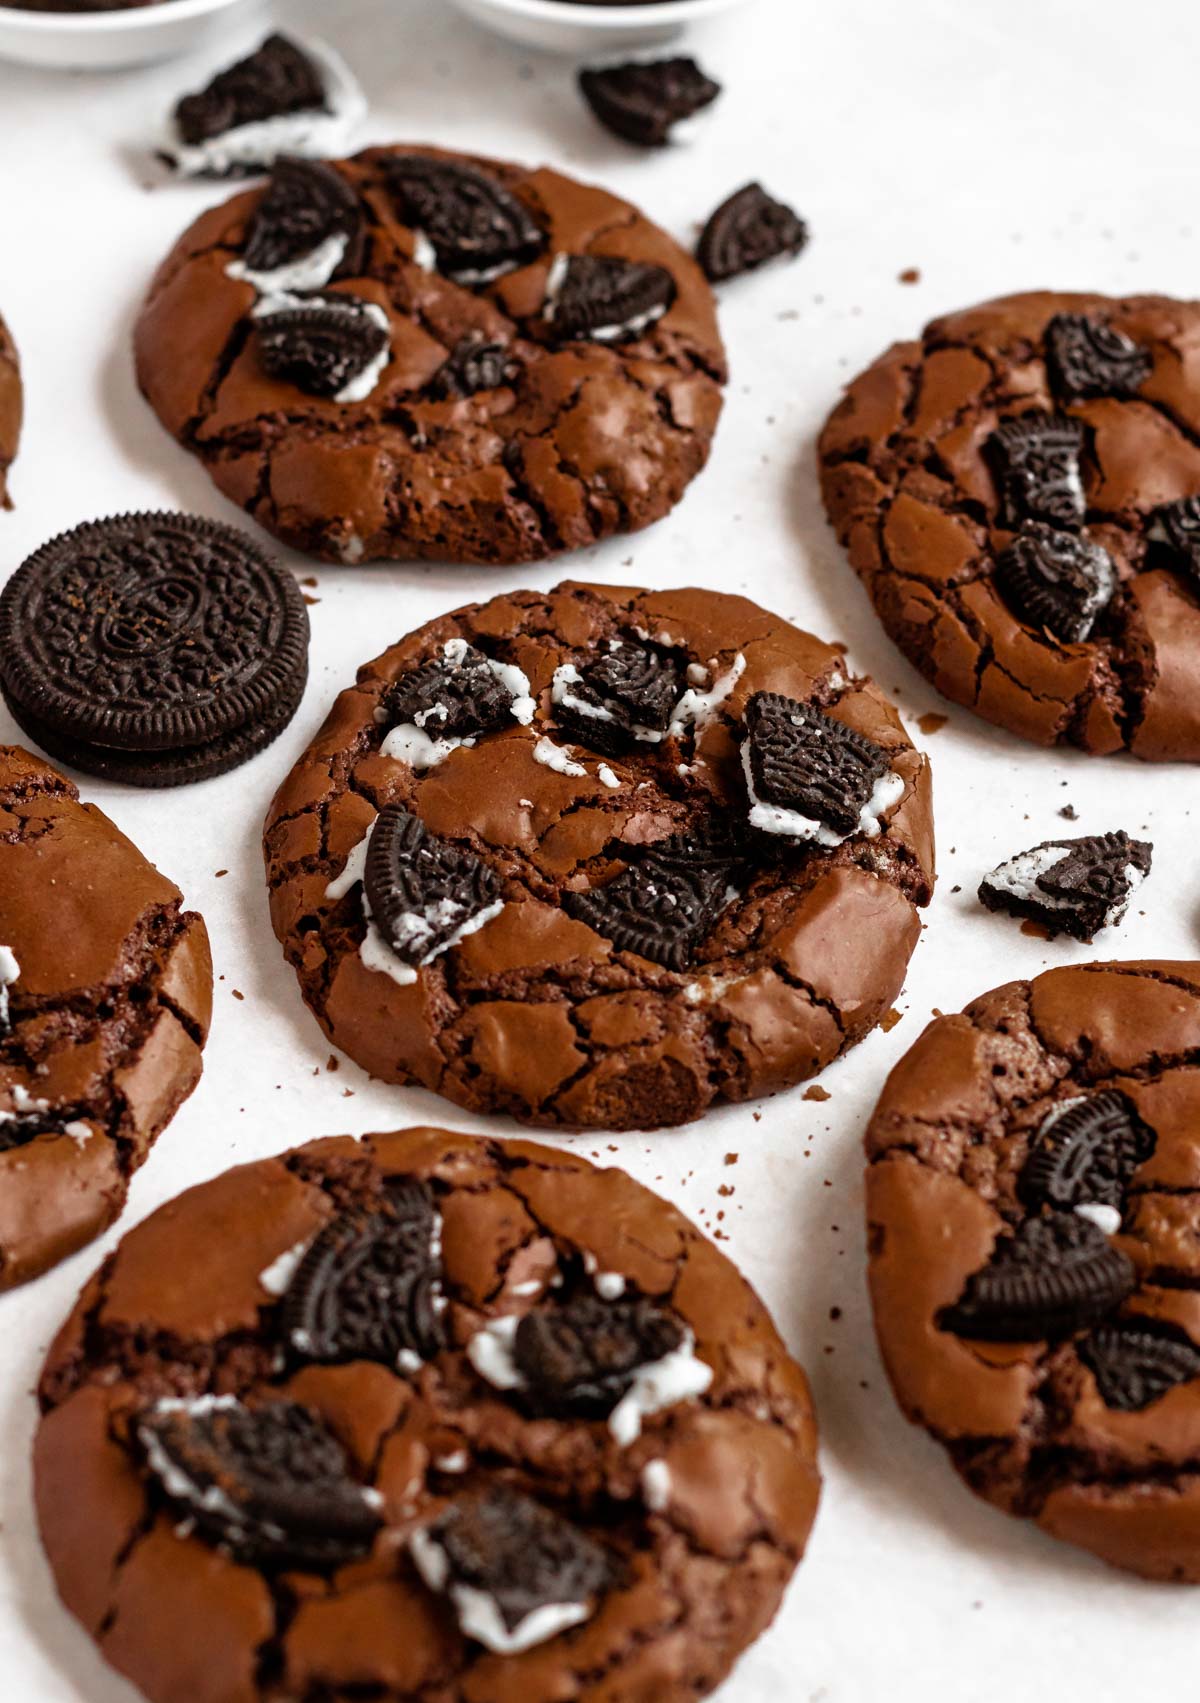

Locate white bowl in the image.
[446,0,753,56]
[0,0,261,70]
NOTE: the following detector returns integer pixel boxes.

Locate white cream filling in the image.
[466,1313,523,1389]
[533,737,587,778]
[435,1450,470,1473]
[984,844,1144,929]
[0,944,18,1029]
[741,743,905,847]
[258,1238,313,1297]
[641,1459,673,1512]
[683,973,746,1006]
[597,764,620,789]
[594,1271,626,1301]
[666,652,746,737]
[227,230,350,295]
[1075,1202,1122,1235]
[410,1528,593,1652]
[411,230,438,272]
[166,39,366,178]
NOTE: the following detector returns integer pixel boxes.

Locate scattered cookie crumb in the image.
[231,989,244,1001]
[303,593,321,607]
[898,267,921,284]
[880,1007,903,1032]
[829,1306,842,1321]
[1059,803,1079,820]
[1020,918,1053,939]
[326,1054,339,1071]
[725,1153,738,1166]
[804,1085,831,1102]
[916,711,947,734]
[342,1087,354,1097]
[718,1183,734,1198]
[214,868,228,878]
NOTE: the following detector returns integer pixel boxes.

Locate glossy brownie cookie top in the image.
[35,1126,820,1703]
[135,144,726,567]
[264,581,934,1131]
[820,291,1200,760]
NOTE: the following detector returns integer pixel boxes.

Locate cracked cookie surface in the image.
[0,313,20,508]
[263,582,934,1131]
[865,959,1200,1579]
[134,144,725,567]
[34,1124,820,1703]
[0,746,212,1287]
[819,291,1200,759]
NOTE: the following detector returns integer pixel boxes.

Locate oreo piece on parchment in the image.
[579,57,721,147]
[385,155,545,283]
[229,156,367,293]
[978,830,1152,943]
[987,412,1087,531]
[696,182,808,283]
[993,522,1116,643]
[543,254,676,344]
[1045,312,1152,403]
[0,512,310,789]
[254,294,390,401]
[940,1211,1136,1342]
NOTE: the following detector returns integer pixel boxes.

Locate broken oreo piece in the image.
[232,156,365,291]
[564,850,732,970]
[364,806,502,972]
[551,641,682,754]
[978,830,1152,943]
[578,56,721,147]
[544,254,676,344]
[993,522,1116,643]
[1148,494,1200,587]
[282,1182,445,1370]
[386,155,544,283]
[255,296,390,402]
[1020,1090,1155,1215]
[174,35,325,146]
[988,412,1086,531]
[429,337,517,400]
[941,1212,1136,1342]
[410,1487,616,1654]
[0,1106,72,1156]
[137,1397,382,1568]
[741,691,898,843]
[696,182,808,283]
[512,1295,686,1419]
[1045,312,1152,403]
[1081,1320,1200,1412]
[385,641,525,744]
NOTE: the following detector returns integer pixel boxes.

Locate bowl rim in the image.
[456,0,745,24]
[0,0,248,31]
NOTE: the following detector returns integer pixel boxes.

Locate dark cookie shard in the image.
[642,819,750,874]
[429,337,517,401]
[941,1212,1136,1342]
[240,156,365,280]
[1149,495,1200,586]
[742,691,890,839]
[564,850,732,970]
[993,522,1116,643]
[174,34,327,148]
[1045,312,1151,403]
[412,1487,616,1648]
[282,1181,444,1368]
[386,155,544,282]
[363,805,501,970]
[545,254,676,344]
[552,641,682,754]
[978,831,1153,944]
[988,412,1086,530]
[383,642,519,741]
[256,298,388,399]
[1081,1321,1200,1412]
[696,182,808,283]
[1020,1091,1155,1214]
[137,1398,381,1568]
[578,56,720,147]
[513,1295,685,1419]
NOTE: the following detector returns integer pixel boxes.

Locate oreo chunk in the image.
[411,1488,616,1653]
[386,155,544,283]
[742,691,890,839]
[1081,1321,1200,1412]
[941,1212,1136,1342]
[552,641,682,754]
[993,522,1116,643]
[545,255,676,344]
[696,182,808,283]
[578,57,721,147]
[174,35,327,148]
[0,1107,68,1155]
[1020,1091,1155,1214]
[430,337,516,401]
[238,157,365,284]
[513,1295,685,1419]
[256,297,388,400]
[1148,495,1200,586]
[282,1182,444,1368]
[383,642,519,742]
[137,1398,381,1568]
[988,413,1086,530]
[978,831,1153,943]
[564,851,731,970]
[1045,312,1151,403]
[364,806,501,971]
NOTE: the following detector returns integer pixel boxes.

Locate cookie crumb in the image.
[1059,803,1079,820]
[214,868,228,877]
[898,267,921,284]
[916,711,947,734]
[232,989,245,1001]
[724,1153,738,1165]
[326,1055,339,1071]
[804,1085,831,1102]
[880,1007,903,1032]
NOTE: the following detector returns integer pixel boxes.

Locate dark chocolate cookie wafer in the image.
[0,746,211,1288]
[819,290,1200,760]
[135,143,726,566]
[0,512,310,788]
[0,313,20,508]
[264,582,933,1131]
[978,830,1152,942]
[696,182,808,282]
[866,960,1200,1579]
[578,58,721,146]
[35,1127,820,1703]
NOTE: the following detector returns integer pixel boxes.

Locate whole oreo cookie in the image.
[0,512,309,788]
[866,960,1200,1579]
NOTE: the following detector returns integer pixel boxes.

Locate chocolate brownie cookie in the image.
[0,312,21,509]
[0,746,211,1288]
[866,960,1200,1579]
[264,582,933,1130]
[135,144,726,566]
[819,291,1200,760]
[34,1124,820,1703]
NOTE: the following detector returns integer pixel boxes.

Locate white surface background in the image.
[0,2,1197,1698]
